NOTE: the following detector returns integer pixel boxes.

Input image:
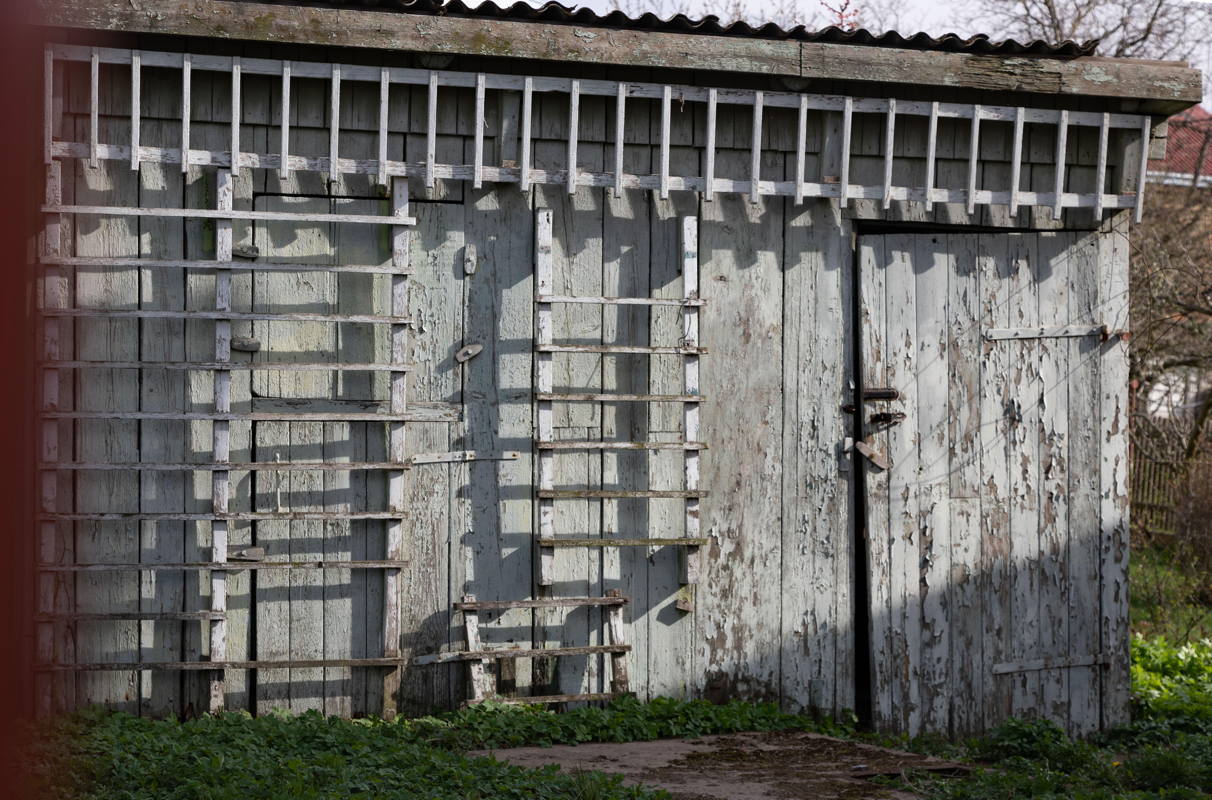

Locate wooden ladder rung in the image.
[537,441,707,451]
[535,392,704,403]
[535,294,705,307]
[539,490,708,499]
[465,692,632,707]
[455,596,627,611]
[539,537,708,548]
[413,644,630,665]
[536,344,706,355]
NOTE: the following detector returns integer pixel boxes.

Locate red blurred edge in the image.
[2,0,46,796]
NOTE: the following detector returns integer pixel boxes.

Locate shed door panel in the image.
[858,232,1108,738]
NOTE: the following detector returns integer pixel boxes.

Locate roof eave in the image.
[35,0,1204,115]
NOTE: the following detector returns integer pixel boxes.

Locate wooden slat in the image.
[130,50,141,171]
[43,409,457,422]
[37,611,226,621]
[209,167,232,712]
[520,76,533,192]
[795,94,807,204]
[328,62,339,178]
[1009,106,1025,214]
[43,47,53,164]
[413,644,629,665]
[567,79,579,194]
[535,392,703,402]
[378,66,390,186]
[1053,110,1069,219]
[230,55,241,169]
[425,70,437,189]
[47,361,413,371]
[42,308,413,324]
[1094,112,1110,218]
[44,204,417,226]
[535,294,704,307]
[704,88,717,201]
[537,441,706,450]
[613,82,625,198]
[38,657,411,671]
[462,595,491,701]
[659,84,671,199]
[750,90,763,204]
[538,490,707,499]
[606,589,630,694]
[40,560,411,571]
[839,96,852,205]
[1135,115,1151,223]
[683,214,702,586]
[472,72,485,189]
[455,597,627,611]
[539,538,708,547]
[279,59,291,178]
[967,105,981,215]
[536,343,705,355]
[89,47,100,168]
[985,324,1105,340]
[41,256,413,275]
[467,692,626,705]
[882,98,896,210]
[43,462,418,471]
[924,101,938,210]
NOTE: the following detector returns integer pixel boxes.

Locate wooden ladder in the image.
[534,210,707,588]
[414,593,632,705]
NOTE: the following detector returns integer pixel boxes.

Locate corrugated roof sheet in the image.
[236,0,1100,57]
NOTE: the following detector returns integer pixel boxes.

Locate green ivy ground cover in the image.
[20,637,1212,799]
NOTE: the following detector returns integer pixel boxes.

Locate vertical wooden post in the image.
[328,63,340,180]
[535,209,555,586]
[613,83,625,199]
[130,51,141,172]
[1009,106,1025,215]
[659,85,671,200]
[473,73,485,190]
[279,60,291,179]
[682,216,701,587]
[794,95,807,205]
[1053,110,1069,220]
[89,47,99,169]
[966,104,981,215]
[839,96,853,206]
[378,67,390,188]
[230,57,241,172]
[704,88,717,202]
[567,80,579,195]
[882,98,897,211]
[750,91,763,205]
[208,168,233,713]
[425,72,437,190]
[520,77,533,193]
[383,179,411,717]
[1134,116,1151,223]
[180,53,190,174]
[1094,112,1110,220]
[461,595,491,701]
[924,101,938,211]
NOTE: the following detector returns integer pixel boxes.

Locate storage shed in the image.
[31,0,1203,737]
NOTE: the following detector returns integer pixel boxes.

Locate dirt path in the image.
[472,730,964,799]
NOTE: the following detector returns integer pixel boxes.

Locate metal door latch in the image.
[854,441,892,471]
[868,411,906,427]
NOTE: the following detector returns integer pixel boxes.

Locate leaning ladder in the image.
[534,211,707,588]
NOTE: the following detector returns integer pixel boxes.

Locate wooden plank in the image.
[914,235,951,737]
[1067,231,1101,736]
[1053,110,1068,219]
[947,234,983,737]
[536,295,704,307]
[613,83,625,198]
[541,538,708,547]
[1035,232,1071,727]
[1098,215,1131,730]
[46,204,418,226]
[537,392,702,403]
[466,692,625,705]
[839,97,852,205]
[328,62,339,178]
[606,590,629,694]
[924,102,938,211]
[539,490,706,499]
[42,256,414,275]
[659,85,671,199]
[566,79,579,195]
[535,208,555,588]
[520,77,532,193]
[461,596,490,701]
[1007,234,1042,721]
[682,215,702,586]
[1094,113,1109,219]
[46,1,1202,110]
[966,106,981,215]
[882,99,896,210]
[457,597,626,612]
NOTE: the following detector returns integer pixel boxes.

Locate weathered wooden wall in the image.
[44,45,1132,733]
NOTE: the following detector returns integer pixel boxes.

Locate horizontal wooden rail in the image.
[413,644,630,665]
[36,656,410,671]
[535,392,704,403]
[41,308,412,325]
[35,611,225,621]
[537,490,708,499]
[536,344,707,355]
[38,560,409,571]
[537,441,706,450]
[42,407,457,423]
[42,511,409,521]
[468,692,629,706]
[40,256,413,275]
[454,596,627,611]
[535,295,705,307]
[539,537,709,547]
[39,461,412,471]
[42,204,416,227]
[44,360,413,372]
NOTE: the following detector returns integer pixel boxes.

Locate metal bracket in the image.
[985,324,1106,341]
[408,450,521,468]
[854,441,891,471]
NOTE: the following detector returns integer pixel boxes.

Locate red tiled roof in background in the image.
[1153,105,1212,179]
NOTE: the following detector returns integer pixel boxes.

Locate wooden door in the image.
[857,231,1129,738]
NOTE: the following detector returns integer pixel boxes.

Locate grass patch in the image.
[1131,545,1212,642]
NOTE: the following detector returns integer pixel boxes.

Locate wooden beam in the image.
[36,0,1202,112]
